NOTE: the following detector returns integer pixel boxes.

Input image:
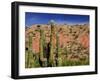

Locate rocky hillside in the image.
[25,24,89,53]
[25,24,89,67]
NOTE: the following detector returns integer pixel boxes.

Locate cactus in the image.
[48,20,56,67]
[26,31,41,68]
[56,31,62,66]
[56,31,59,66]
[26,33,33,68]
[39,25,47,67]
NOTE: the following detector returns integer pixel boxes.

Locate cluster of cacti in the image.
[26,20,64,67]
[39,20,60,67]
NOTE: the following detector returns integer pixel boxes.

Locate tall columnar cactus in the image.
[27,33,33,68]
[56,31,62,66]
[39,25,47,67]
[49,20,56,66]
[56,32,58,65]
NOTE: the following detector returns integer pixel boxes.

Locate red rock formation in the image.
[79,34,89,48]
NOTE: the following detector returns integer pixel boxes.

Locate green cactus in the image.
[26,33,33,68]
[39,26,47,67]
[26,31,41,68]
[56,31,62,66]
[56,31,59,66]
[48,20,56,67]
